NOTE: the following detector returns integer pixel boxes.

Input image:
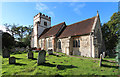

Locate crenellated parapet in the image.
[34,12,51,21]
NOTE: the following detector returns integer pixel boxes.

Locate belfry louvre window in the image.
[48,38,52,47]
[44,21,47,26]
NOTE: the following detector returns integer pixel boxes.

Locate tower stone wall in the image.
[31,13,51,48]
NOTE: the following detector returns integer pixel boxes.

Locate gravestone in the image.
[99,54,102,67]
[26,46,29,52]
[37,50,46,65]
[9,57,16,64]
[48,49,53,55]
[27,51,33,59]
[2,48,10,58]
[102,52,105,58]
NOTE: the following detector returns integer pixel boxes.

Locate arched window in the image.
[48,38,52,47]
[75,40,78,47]
[78,40,80,47]
[41,40,43,48]
[58,40,61,49]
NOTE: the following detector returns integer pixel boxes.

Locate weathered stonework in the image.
[31,12,105,58]
[31,13,51,48]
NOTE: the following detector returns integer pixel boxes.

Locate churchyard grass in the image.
[2,51,120,75]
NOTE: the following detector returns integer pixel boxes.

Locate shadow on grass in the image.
[15,58,23,60]
[102,60,117,63]
[15,63,27,66]
[32,58,37,60]
[39,62,78,70]
[102,64,119,69]
[39,62,56,67]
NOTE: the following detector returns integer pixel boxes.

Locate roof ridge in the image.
[67,16,96,27]
[51,22,65,28]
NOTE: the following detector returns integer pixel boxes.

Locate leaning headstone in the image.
[102,52,105,58]
[48,49,53,55]
[99,54,102,67]
[27,51,33,59]
[2,48,10,58]
[37,50,46,65]
[9,57,16,64]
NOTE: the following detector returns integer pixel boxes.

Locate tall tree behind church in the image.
[101,12,120,56]
[4,23,33,47]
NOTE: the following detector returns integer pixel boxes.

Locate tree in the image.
[15,26,28,42]
[4,23,33,47]
[2,32,15,49]
[22,25,33,47]
[115,37,120,68]
[101,12,120,54]
[4,23,18,37]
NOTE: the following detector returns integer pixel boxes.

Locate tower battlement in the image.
[31,12,51,48]
[34,12,51,21]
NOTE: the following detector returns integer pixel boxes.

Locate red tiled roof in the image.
[39,27,51,38]
[58,16,96,38]
[40,22,65,38]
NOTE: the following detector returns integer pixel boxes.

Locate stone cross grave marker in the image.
[9,57,16,64]
[37,50,46,65]
[99,54,103,67]
[2,48,10,58]
[27,51,33,59]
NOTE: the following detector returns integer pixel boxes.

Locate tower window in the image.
[44,21,47,26]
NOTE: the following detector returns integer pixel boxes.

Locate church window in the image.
[48,38,52,47]
[73,39,80,47]
[75,40,78,47]
[44,21,47,26]
[78,40,80,47]
[73,40,75,47]
[58,40,61,49]
[41,40,43,48]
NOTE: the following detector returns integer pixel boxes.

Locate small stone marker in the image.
[27,51,33,59]
[9,57,16,64]
[2,48,10,58]
[48,49,53,55]
[37,50,46,65]
[99,54,102,67]
[26,46,30,52]
[102,52,105,58]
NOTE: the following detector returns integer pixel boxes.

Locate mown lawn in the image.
[2,51,120,75]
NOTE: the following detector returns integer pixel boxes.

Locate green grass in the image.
[2,52,120,75]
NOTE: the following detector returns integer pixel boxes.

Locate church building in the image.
[31,11,105,58]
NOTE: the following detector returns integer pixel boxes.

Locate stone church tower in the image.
[31,13,51,48]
